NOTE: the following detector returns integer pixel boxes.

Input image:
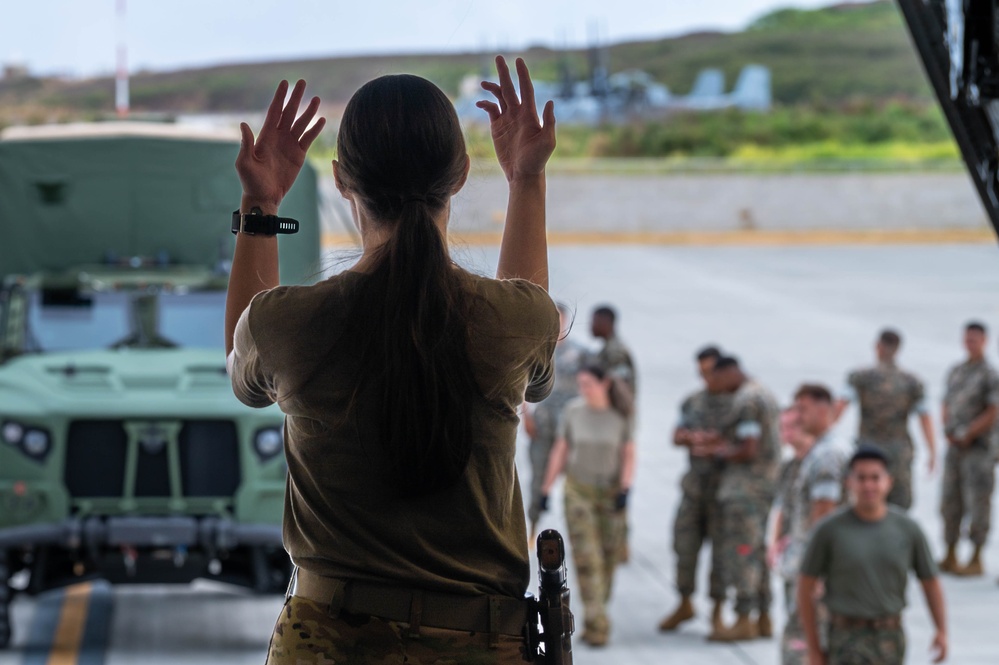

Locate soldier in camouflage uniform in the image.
[590,305,637,397]
[939,321,999,577]
[797,447,948,665]
[780,384,851,665]
[836,329,937,510]
[590,304,637,564]
[539,365,635,647]
[766,408,813,645]
[658,346,732,634]
[523,303,586,540]
[693,357,781,642]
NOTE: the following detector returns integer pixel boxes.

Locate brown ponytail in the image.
[336,75,478,497]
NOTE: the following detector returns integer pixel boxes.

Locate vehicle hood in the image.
[0,349,279,418]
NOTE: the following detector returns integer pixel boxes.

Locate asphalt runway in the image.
[4,243,999,664]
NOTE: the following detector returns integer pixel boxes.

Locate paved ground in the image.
[5,244,999,664]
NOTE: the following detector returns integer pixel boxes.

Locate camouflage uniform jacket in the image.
[846,362,927,447]
[943,358,999,449]
[596,334,636,395]
[780,430,851,579]
[716,380,781,501]
[677,388,733,496]
[532,339,587,434]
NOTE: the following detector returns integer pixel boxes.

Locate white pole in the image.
[115,0,129,118]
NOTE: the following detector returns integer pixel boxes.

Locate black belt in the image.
[292,568,530,641]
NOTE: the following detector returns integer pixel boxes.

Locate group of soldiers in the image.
[527,315,999,663]
[659,322,998,663]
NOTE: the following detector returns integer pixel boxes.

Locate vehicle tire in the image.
[0,554,10,649]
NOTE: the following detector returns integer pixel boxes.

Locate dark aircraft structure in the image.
[898,0,999,238]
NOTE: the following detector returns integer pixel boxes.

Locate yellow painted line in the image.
[46,582,92,665]
[323,227,996,248]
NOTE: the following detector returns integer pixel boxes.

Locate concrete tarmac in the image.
[4,244,999,664]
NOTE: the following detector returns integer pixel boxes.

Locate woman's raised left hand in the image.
[236,79,326,211]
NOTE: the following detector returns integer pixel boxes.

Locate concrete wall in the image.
[320,171,992,237]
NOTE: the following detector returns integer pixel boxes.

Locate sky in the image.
[3,0,838,77]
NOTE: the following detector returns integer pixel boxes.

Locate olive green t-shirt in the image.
[557,397,631,487]
[800,506,937,618]
[230,270,559,599]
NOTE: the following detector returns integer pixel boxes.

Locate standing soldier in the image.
[522,302,587,542]
[767,408,814,626]
[798,447,948,665]
[540,366,636,647]
[590,304,637,398]
[939,321,999,576]
[590,304,637,563]
[780,384,851,665]
[658,346,731,634]
[696,357,781,642]
[835,328,937,510]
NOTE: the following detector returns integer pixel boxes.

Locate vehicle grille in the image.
[65,421,128,497]
[65,420,241,500]
[179,421,241,497]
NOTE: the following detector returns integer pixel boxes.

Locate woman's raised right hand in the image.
[477,56,556,183]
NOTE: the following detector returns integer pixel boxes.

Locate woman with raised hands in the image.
[224,56,560,663]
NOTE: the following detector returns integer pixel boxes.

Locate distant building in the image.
[2,62,29,81]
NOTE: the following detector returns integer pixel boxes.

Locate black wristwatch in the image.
[231,207,300,236]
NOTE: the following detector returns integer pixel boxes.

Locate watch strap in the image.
[231,208,300,236]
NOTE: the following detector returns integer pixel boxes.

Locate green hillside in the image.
[0,0,930,118]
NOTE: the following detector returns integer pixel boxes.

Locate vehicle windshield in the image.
[24,289,226,352]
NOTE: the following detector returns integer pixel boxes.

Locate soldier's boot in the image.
[938,544,958,574]
[757,611,773,638]
[711,600,724,635]
[955,546,984,577]
[708,613,759,642]
[657,595,695,632]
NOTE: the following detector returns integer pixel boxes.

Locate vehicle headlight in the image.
[254,427,283,461]
[2,421,24,446]
[22,429,51,459]
[1,421,52,461]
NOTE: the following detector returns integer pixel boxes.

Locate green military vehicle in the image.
[0,123,322,647]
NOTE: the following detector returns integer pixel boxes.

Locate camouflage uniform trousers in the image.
[719,493,772,615]
[527,406,559,525]
[857,439,913,510]
[267,596,527,665]
[827,624,905,665]
[941,444,996,547]
[672,468,725,600]
[781,584,829,665]
[564,477,626,639]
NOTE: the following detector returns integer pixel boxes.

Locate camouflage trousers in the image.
[941,444,996,547]
[827,624,905,665]
[719,495,772,615]
[564,477,626,639]
[266,596,527,664]
[781,584,828,665]
[672,471,724,599]
[857,440,913,510]
[527,429,556,525]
